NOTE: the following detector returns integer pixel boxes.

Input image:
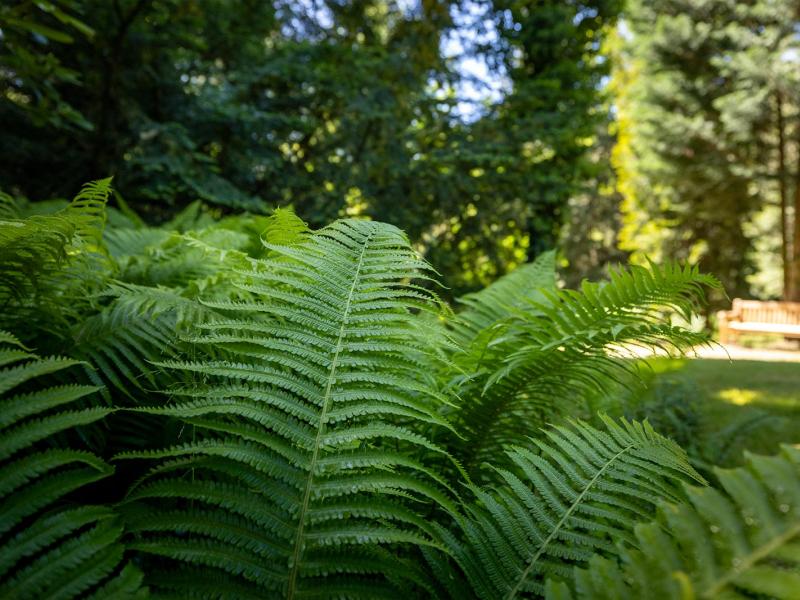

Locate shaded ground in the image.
[628,358,800,470]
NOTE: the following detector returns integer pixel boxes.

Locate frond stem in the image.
[505,442,635,600]
[286,230,374,599]
[701,521,800,597]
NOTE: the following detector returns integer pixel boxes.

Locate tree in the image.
[0,0,622,296]
[617,0,800,303]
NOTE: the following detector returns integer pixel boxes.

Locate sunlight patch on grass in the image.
[627,358,800,466]
[717,388,762,406]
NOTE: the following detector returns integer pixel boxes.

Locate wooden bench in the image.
[717,299,800,344]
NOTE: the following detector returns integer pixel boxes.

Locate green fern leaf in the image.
[0,179,112,336]
[448,261,720,477]
[262,207,311,247]
[440,417,705,599]
[451,250,557,350]
[118,219,458,597]
[0,332,144,598]
[550,445,800,600]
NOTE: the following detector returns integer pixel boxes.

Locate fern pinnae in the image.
[0,333,143,598]
[554,446,800,600]
[0,505,114,573]
[445,261,718,479]
[120,219,461,596]
[506,438,636,600]
[443,417,704,599]
[287,224,378,597]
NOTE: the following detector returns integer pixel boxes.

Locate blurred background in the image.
[1,0,799,304]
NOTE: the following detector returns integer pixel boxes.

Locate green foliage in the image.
[444,257,719,477]
[449,250,557,353]
[0,178,111,335]
[616,0,800,302]
[0,0,622,295]
[0,332,144,598]
[548,445,800,600]
[436,417,704,599]
[483,0,623,260]
[115,219,457,597]
[621,358,799,481]
[0,0,94,130]
[1,178,792,599]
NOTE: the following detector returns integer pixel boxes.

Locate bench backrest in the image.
[733,299,800,325]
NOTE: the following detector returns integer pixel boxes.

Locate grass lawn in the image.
[630,357,800,469]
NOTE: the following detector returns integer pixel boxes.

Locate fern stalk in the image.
[286,227,373,598]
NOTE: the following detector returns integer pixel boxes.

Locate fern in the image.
[262,207,311,247]
[75,210,258,396]
[0,179,112,337]
[432,251,557,405]
[116,218,458,597]
[549,445,800,600]
[0,332,144,598]
[70,280,236,398]
[448,262,720,477]
[437,417,705,599]
[449,251,557,352]
[0,192,775,600]
[106,227,252,288]
[70,286,181,397]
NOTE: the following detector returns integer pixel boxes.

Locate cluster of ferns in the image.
[0,180,797,599]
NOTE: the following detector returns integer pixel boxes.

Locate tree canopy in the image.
[2,0,799,301]
[1,0,620,295]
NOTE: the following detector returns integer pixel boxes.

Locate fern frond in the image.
[449,262,720,477]
[67,178,112,245]
[73,213,255,396]
[262,207,311,247]
[550,445,800,600]
[0,332,144,598]
[440,416,705,599]
[70,282,222,397]
[451,250,557,349]
[0,192,17,220]
[104,226,171,262]
[119,219,459,597]
[0,179,112,336]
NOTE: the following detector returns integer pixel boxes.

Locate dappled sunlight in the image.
[717,388,762,406]
[629,358,800,467]
[3,0,800,596]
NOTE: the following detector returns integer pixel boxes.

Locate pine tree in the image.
[616,0,800,302]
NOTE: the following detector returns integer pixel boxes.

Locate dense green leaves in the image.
[617,0,800,302]
[0,179,789,599]
[0,178,111,331]
[0,332,144,599]
[443,257,719,477]
[116,218,458,597]
[549,445,800,600]
[438,417,704,599]
[0,0,623,295]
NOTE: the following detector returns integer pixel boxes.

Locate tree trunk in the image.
[776,92,791,299]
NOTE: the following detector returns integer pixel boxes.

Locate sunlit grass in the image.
[631,357,800,465]
[717,388,761,405]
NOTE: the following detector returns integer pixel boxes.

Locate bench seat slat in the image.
[718,299,800,342]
